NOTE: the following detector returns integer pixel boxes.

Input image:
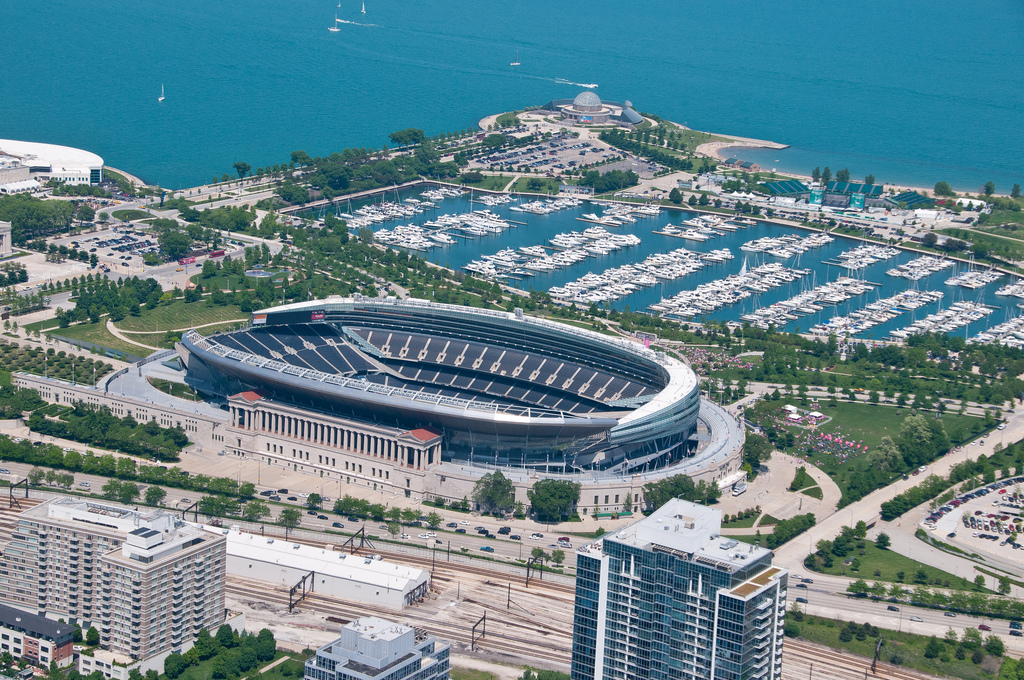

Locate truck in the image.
[731,481,748,497]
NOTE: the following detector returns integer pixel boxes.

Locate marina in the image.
[885,255,955,280]
[650,262,811,320]
[888,301,996,339]
[945,265,1003,289]
[809,289,945,337]
[739,277,875,329]
[302,185,1024,341]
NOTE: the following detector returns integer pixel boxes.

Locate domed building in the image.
[543,91,644,127]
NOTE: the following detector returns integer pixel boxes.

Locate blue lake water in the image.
[3,0,1023,192]
[322,188,1022,339]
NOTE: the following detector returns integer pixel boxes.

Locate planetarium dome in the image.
[572,91,602,111]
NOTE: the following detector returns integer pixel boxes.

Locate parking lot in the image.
[473,135,624,174]
[51,227,158,273]
[924,471,1024,563]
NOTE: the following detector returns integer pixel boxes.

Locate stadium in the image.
[180,297,705,474]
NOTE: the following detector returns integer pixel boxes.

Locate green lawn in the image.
[810,401,977,451]
[461,174,514,191]
[806,540,977,589]
[941,227,1024,262]
[511,177,563,194]
[0,345,113,385]
[111,209,151,221]
[114,301,245,332]
[791,614,1003,680]
[49,322,150,359]
[801,486,824,500]
[722,514,758,529]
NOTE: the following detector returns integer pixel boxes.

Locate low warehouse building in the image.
[221,531,429,609]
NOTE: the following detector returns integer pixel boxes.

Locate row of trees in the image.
[765,513,815,549]
[28,402,188,460]
[165,627,276,680]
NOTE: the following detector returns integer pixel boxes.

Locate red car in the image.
[979,624,992,631]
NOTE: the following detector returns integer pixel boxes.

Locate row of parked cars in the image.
[924,476,1023,528]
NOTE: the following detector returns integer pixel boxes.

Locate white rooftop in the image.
[222,530,428,592]
[0,139,103,171]
[598,498,772,568]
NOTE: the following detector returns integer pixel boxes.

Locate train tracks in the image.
[226,577,572,665]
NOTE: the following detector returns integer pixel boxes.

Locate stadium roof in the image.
[762,180,809,195]
[0,139,103,171]
[825,180,883,196]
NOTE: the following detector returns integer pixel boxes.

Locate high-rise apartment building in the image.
[0,498,226,661]
[305,617,449,680]
[571,499,787,680]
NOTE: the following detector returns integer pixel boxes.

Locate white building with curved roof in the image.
[0,139,103,187]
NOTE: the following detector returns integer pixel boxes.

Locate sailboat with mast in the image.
[361,2,366,14]
[510,49,520,67]
[158,84,165,102]
[328,14,341,32]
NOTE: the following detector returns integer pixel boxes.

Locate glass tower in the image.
[571,499,787,680]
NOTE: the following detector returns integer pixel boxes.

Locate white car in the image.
[529,533,543,540]
[400,534,410,539]
[79,481,90,487]
[459,520,470,525]
[298,493,309,498]
[910,616,923,622]
[0,468,10,475]
[417,533,431,539]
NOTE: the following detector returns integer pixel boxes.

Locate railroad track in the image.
[783,639,941,680]
[226,578,571,665]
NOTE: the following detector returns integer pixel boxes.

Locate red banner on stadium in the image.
[311,312,325,321]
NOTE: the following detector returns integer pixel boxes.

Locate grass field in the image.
[792,614,1002,680]
[809,401,979,452]
[801,486,824,500]
[148,378,202,400]
[722,514,758,528]
[111,209,150,221]
[113,300,245,332]
[460,174,514,191]
[50,322,150,358]
[806,539,977,589]
[941,227,1024,262]
[511,177,564,194]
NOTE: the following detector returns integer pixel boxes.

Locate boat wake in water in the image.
[554,78,597,88]
[336,19,375,27]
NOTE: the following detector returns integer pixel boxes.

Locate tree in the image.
[743,432,773,470]
[985,634,1005,656]
[386,521,400,537]
[242,500,270,522]
[233,162,251,182]
[811,167,821,183]
[527,479,581,522]
[669,188,682,204]
[974,574,986,591]
[86,626,100,646]
[306,493,322,510]
[1012,184,1021,199]
[472,470,515,515]
[934,181,955,197]
[144,486,166,507]
[864,174,875,185]
[821,167,832,184]
[279,507,301,529]
[875,532,891,549]
[836,168,851,183]
[687,194,698,206]
[425,512,443,529]
[550,549,565,566]
[531,547,547,560]
[159,230,192,260]
[216,624,235,648]
[164,653,187,679]
[924,636,943,659]
[984,181,996,196]
[999,577,1012,595]
[388,128,426,146]
[28,467,45,486]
